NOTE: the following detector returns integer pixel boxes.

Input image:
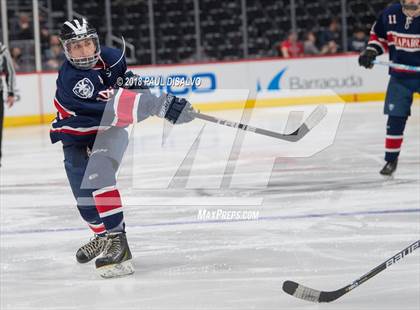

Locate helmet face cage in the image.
[62,34,101,70]
[401,0,419,11]
[60,18,101,70]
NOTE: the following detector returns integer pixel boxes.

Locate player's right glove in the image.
[157,94,196,124]
[358,48,378,69]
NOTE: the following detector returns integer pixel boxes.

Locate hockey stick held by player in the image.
[372,60,420,72]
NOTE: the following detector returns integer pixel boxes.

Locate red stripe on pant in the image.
[385,137,403,149]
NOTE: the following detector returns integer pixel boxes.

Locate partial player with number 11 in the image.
[358,0,420,176]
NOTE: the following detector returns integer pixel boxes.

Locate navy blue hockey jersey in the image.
[368,3,420,79]
[50,46,127,145]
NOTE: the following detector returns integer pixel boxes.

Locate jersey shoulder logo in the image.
[72,78,95,99]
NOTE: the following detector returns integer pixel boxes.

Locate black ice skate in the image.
[380,159,398,176]
[95,232,134,278]
[76,235,107,263]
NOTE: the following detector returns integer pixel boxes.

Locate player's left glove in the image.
[358,48,377,69]
[158,94,196,124]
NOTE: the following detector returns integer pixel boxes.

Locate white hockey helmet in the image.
[59,18,101,70]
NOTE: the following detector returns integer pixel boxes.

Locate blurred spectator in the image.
[16,13,33,40]
[43,35,64,70]
[40,28,51,55]
[318,18,341,52]
[51,35,61,46]
[321,40,338,54]
[303,31,320,55]
[38,12,49,30]
[279,32,304,58]
[10,47,23,71]
[348,27,368,52]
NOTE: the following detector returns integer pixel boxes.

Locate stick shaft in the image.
[193,112,258,133]
[373,60,420,72]
[192,112,300,141]
[346,239,420,293]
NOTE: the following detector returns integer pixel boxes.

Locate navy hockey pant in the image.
[384,77,419,162]
[63,127,129,234]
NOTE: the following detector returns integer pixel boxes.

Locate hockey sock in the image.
[93,186,125,233]
[77,205,106,236]
[385,116,407,162]
[85,153,125,233]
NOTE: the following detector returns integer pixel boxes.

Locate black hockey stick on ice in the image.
[192,105,327,142]
[282,239,420,303]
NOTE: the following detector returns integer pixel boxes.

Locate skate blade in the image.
[381,173,395,180]
[96,259,135,279]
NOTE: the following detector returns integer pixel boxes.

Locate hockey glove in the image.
[358,48,377,69]
[158,94,196,124]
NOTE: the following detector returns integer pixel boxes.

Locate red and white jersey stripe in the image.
[386,31,420,52]
[50,122,109,136]
[54,97,76,120]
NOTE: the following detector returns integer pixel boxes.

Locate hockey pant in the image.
[63,127,129,234]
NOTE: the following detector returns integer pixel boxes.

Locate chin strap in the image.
[405,15,413,29]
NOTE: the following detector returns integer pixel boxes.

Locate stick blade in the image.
[283,280,346,303]
[304,105,328,130]
[282,281,322,303]
[282,280,299,295]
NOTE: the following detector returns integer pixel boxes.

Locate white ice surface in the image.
[1,102,419,310]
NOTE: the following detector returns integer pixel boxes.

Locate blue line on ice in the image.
[1,208,419,236]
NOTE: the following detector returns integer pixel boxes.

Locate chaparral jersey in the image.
[368,3,420,79]
[50,46,127,145]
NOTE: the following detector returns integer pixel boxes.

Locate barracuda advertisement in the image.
[251,55,389,94]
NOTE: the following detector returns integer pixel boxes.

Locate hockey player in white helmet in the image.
[51,18,196,278]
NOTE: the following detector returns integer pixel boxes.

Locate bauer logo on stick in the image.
[386,241,419,267]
